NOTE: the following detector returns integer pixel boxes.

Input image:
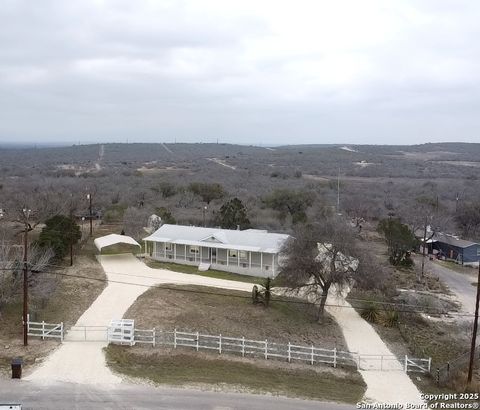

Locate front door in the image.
[209,248,216,263]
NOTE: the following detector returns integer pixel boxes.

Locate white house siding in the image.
[150,241,278,278]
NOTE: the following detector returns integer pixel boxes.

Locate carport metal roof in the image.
[94,234,141,251]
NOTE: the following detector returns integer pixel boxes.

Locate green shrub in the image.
[379,309,399,328]
[360,302,380,323]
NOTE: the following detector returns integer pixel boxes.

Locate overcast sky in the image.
[0,0,479,145]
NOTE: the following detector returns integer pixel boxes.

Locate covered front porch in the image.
[146,241,277,278]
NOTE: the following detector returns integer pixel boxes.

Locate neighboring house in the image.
[143,224,290,277]
[420,230,480,267]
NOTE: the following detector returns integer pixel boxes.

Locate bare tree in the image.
[278,218,359,321]
[123,206,151,239]
[0,232,53,316]
[398,193,453,278]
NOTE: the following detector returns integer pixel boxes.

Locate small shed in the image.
[94,234,141,253]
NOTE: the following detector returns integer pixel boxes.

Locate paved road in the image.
[0,380,354,410]
[426,260,477,316]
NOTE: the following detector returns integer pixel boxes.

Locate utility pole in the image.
[467,262,480,386]
[421,216,428,278]
[87,193,93,236]
[22,208,31,346]
[202,206,207,227]
[336,168,340,214]
[70,211,74,267]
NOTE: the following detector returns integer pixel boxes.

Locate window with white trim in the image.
[239,250,247,259]
[189,246,199,254]
[228,249,238,258]
[165,243,172,251]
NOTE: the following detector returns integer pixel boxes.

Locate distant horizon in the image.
[1,140,479,150]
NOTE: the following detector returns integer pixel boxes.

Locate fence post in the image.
[427,357,431,373]
[61,322,64,342]
[26,314,29,333]
[265,340,268,360]
[242,337,245,357]
[174,328,177,349]
[404,355,408,373]
[333,348,337,368]
[152,328,156,347]
[288,342,291,363]
[219,334,222,354]
[42,321,45,340]
[311,345,314,365]
[196,331,199,352]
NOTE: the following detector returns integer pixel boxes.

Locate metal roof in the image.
[431,232,478,249]
[94,234,141,251]
[143,224,290,254]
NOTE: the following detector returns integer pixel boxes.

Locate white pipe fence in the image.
[129,328,431,373]
[132,328,358,369]
[24,315,431,374]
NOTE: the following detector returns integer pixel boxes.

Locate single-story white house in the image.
[143,224,291,278]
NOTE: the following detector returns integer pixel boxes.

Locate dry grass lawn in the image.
[146,260,266,285]
[124,285,347,349]
[106,346,366,403]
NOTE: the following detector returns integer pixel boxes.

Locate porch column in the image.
[195,248,197,263]
[272,254,275,276]
[227,250,229,266]
[174,244,176,260]
[210,248,213,264]
[249,252,251,268]
[185,244,187,261]
[260,252,263,271]
[164,242,166,258]
[216,247,218,264]
[238,250,240,267]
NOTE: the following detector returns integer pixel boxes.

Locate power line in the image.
[33,268,475,317]
[38,261,477,315]
[1,258,476,316]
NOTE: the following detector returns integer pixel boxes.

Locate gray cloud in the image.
[0,0,479,145]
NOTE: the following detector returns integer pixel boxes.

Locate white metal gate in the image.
[107,319,135,345]
[357,354,431,373]
[64,325,109,342]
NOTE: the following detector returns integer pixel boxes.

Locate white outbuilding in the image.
[94,234,141,253]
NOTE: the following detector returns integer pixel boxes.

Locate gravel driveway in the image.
[26,254,424,406]
[25,254,253,385]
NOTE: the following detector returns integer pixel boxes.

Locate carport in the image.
[94,234,141,254]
